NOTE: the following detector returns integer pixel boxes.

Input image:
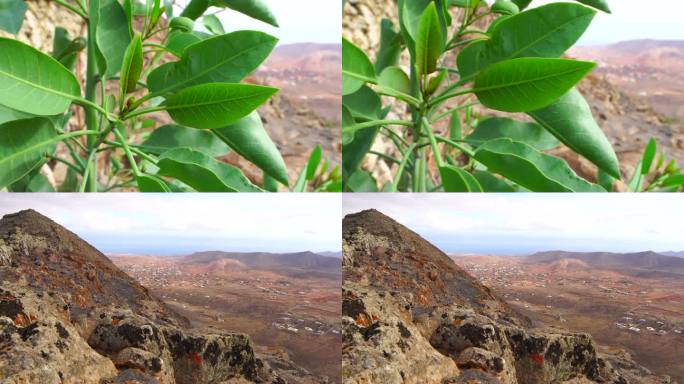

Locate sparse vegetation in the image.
[342,0,684,192]
[0,0,340,192]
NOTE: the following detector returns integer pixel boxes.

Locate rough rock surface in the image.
[342,209,672,384]
[0,210,313,383]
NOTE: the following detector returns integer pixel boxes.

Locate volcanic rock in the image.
[342,209,671,384]
[0,209,305,383]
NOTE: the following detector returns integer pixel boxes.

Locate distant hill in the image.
[527,250,684,276]
[317,251,342,258]
[181,251,341,278]
[661,251,684,258]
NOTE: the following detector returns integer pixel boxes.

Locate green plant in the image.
[342,0,683,192]
[0,0,339,192]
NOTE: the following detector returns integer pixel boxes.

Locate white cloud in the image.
[178,0,341,44]
[343,194,684,254]
[0,194,341,254]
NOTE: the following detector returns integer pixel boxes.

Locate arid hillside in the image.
[342,209,670,383]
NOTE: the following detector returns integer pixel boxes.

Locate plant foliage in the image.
[0,0,339,192]
[342,0,683,192]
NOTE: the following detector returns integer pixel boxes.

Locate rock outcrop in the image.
[342,209,672,384]
[0,209,304,383]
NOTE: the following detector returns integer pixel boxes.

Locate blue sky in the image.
[533,0,684,45]
[194,0,341,45]
[0,194,341,255]
[343,194,684,255]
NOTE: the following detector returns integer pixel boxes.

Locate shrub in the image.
[0,0,340,192]
[342,0,683,192]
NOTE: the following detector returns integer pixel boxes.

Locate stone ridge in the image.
[342,210,671,384]
[0,210,299,383]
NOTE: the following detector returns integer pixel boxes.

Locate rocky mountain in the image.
[342,209,671,383]
[0,209,312,383]
[182,251,341,278]
[527,251,684,275]
[661,251,684,258]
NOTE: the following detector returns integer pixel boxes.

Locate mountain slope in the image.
[342,209,669,384]
[528,250,684,274]
[182,250,341,278]
[0,210,310,383]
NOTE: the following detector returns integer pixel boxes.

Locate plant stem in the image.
[103,140,159,164]
[113,125,141,176]
[78,150,97,192]
[84,0,100,192]
[423,117,444,168]
[54,0,88,19]
[48,155,83,174]
[430,102,479,123]
[122,106,167,120]
[435,136,475,157]
[343,120,414,135]
[390,143,418,193]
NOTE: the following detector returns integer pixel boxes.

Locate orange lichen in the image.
[371,314,380,322]
[530,353,544,366]
[189,352,203,367]
[452,318,462,326]
[355,313,372,327]
[112,318,121,326]
[13,313,29,327]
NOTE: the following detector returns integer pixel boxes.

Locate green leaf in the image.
[0,0,27,34]
[157,147,262,192]
[449,0,480,8]
[440,165,483,192]
[137,174,171,192]
[203,14,225,35]
[342,105,355,145]
[123,0,134,36]
[52,28,85,70]
[473,57,595,112]
[212,111,289,185]
[378,66,411,95]
[472,170,520,192]
[491,0,518,14]
[400,0,431,44]
[343,85,382,122]
[169,16,195,31]
[212,0,278,27]
[342,86,383,176]
[467,117,560,150]
[164,83,277,129]
[457,3,596,78]
[575,0,610,13]
[510,0,532,10]
[96,0,132,77]
[0,38,80,116]
[165,31,207,57]
[140,124,230,156]
[306,144,322,180]
[0,118,57,189]
[641,138,657,175]
[474,138,605,192]
[529,88,620,178]
[148,31,278,95]
[342,37,375,96]
[120,34,143,96]
[0,104,32,125]
[376,19,403,74]
[662,174,684,188]
[346,170,377,192]
[415,2,443,75]
[597,169,615,192]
